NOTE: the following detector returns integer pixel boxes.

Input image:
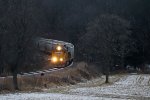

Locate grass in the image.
[0,62,101,91]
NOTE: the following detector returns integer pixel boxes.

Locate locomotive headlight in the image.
[56,46,62,51]
[51,56,58,63]
[60,58,63,62]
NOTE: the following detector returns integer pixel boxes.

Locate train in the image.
[36,38,74,67]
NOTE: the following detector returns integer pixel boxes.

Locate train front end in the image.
[36,38,74,68]
[50,45,69,66]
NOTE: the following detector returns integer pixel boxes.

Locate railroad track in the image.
[0,62,73,78]
[0,63,73,90]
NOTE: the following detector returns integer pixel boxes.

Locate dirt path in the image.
[0,74,150,100]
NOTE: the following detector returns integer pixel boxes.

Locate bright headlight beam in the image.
[56,46,62,51]
[51,56,58,63]
[60,58,63,62]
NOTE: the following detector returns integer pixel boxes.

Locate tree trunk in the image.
[12,63,19,90]
[105,73,109,83]
[13,71,19,90]
[105,65,109,83]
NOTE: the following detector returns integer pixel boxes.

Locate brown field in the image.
[0,62,100,91]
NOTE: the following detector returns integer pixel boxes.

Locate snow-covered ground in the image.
[69,74,150,100]
[0,74,150,100]
[0,92,128,100]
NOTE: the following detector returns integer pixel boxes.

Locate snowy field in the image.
[0,92,128,100]
[0,74,150,100]
[69,74,150,100]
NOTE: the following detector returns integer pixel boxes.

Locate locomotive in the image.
[36,38,74,67]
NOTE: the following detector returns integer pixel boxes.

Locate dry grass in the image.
[0,62,100,91]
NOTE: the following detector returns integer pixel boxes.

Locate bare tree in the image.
[0,0,44,90]
[78,14,131,83]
